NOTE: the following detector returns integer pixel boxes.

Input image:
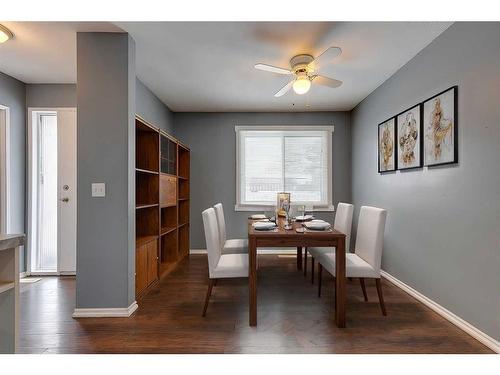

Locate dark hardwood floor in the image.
[19,255,492,354]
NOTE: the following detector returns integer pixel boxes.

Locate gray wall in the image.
[26,84,77,108]
[76,32,136,308]
[136,78,174,133]
[174,112,351,249]
[351,22,500,341]
[0,72,26,272]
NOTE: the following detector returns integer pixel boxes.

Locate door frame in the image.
[0,104,11,235]
[27,107,77,275]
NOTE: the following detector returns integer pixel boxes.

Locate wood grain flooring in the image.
[19,255,492,354]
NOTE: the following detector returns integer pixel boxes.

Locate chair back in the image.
[334,203,354,251]
[213,203,226,249]
[202,208,222,278]
[354,206,387,273]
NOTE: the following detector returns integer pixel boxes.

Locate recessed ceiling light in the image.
[0,24,14,44]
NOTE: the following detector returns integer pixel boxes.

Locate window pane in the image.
[284,136,325,203]
[243,136,283,203]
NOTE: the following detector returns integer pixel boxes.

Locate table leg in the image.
[335,236,346,327]
[296,246,302,270]
[249,236,257,326]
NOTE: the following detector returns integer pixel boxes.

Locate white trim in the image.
[19,272,28,279]
[235,125,335,211]
[0,104,11,234]
[72,301,138,318]
[190,248,298,255]
[28,271,76,276]
[29,271,58,276]
[235,125,335,132]
[59,271,76,276]
[381,270,500,353]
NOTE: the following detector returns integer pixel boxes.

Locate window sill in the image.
[234,204,335,212]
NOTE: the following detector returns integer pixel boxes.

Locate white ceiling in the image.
[0,21,451,111]
[0,22,121,83]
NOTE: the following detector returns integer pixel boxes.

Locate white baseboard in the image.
[381,270,500,353]
[190,248,298,255]
[19,271,28,279]
[59,271,76,276]
[72,301,138,318]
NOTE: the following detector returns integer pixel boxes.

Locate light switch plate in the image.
[91,183,106,197]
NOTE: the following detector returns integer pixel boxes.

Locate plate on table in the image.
[250,214,267,220]
[252,222,277,231]
[303,221,331,231]
[295,215,314,221]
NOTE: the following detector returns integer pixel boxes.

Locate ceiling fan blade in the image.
[274,80,294,97]
[255,63,292,75]
[313,75,343,88]
[309,47,342,71]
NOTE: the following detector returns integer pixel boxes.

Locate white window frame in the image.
[235,125,334,212]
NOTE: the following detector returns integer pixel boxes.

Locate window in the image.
[236,126,334,210]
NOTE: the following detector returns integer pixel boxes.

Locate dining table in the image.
[247,217,346,327]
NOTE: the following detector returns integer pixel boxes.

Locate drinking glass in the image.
[298,204,306,219]
[264,209,274,221]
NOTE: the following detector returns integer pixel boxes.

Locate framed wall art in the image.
[378,117,396,173]
[423,86,458,167]
[396,104,422,170]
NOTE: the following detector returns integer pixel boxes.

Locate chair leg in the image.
[375,278,387,316]
[296,247,302,270]
[311,257,315,284]
[333,276,336,308]
[317,264,322,297]
[303,248,307,276]
[202,278,216,317]
[359,278,368,301]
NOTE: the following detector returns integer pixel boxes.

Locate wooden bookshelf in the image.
[135,116,190,298]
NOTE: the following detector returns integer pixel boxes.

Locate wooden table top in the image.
[247,218,345,238]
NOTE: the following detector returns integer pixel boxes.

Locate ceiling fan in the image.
[254,47,343,97]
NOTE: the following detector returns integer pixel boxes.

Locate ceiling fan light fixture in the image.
[0,24,13,44]
[292,75,311,95]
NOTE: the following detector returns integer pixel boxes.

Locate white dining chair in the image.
[214,203,248,254]
[307,203,354,283]
[201,207,248,317]
[316,206,388,315]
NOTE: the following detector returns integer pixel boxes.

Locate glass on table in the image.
[264,209,275,222]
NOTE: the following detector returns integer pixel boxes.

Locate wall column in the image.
[75,32,136,312]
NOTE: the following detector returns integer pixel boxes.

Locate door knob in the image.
[60,197,69,202]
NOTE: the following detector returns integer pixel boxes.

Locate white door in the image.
[57,109,77,274]
[29,108,77,274]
